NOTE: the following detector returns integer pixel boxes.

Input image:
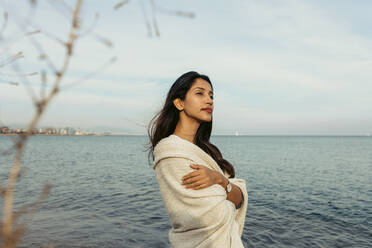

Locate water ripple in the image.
[1,135,371,247]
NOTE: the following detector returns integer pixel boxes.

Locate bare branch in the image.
[0,80,19,86]
[114,0,130,10]
[0,51,39,102]
[39,70,47,100]
[11,61,39,104]
[29,25,66,46]
[7,12,58,73]
[76,13,114,48]
[150,0,160,37]
[0,52,24,68]
[62,56,117,90]
[27,35,58,74]
[77,12,99,38]
[0,72,37,77]
[0,29,40,52]
[46,0,73,19]
[1,2,84,246]
[50,0,73,13]
[91,31,113,47]
[157,5,195,18]
[139,0,153,37]
[26,30,40,36]
[0,12,8,37]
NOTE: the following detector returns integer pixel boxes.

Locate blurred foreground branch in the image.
[114,0,195,37]
[0,1,92,247]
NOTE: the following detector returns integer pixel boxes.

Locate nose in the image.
[206,95,213,105]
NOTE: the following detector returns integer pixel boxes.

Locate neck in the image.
[173,115,200,144]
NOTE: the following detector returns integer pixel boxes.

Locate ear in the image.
[173,98,184,111]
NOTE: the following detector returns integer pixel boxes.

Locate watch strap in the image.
[226,179,232,193]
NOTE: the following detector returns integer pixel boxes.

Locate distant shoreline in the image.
[0,134,109,136]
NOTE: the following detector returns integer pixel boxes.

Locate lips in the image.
[201,108,213,113]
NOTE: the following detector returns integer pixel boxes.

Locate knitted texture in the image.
[153,135,248,248]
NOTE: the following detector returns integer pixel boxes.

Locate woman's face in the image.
[181,78,214,123]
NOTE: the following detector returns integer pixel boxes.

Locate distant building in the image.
[0,126,9,134]
[60,129,68,135]
[44,127,57,135]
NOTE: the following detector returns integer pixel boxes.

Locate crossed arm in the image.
[181,164,244,209]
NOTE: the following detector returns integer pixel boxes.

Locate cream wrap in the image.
[153,134,248,248]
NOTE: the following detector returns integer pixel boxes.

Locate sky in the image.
[0,0,372,135]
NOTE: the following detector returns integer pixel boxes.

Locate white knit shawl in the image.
[153,134,248,248]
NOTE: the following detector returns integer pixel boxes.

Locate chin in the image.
[193,113,212,123]
[199,117,212,122]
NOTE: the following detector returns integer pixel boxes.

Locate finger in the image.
[189,164,201,169]
[183,177,207,187]
[182,174,207,184]
[192,183,209,190]
[185,181,205,189]
[182,171,200,180]
[182,176,199,185]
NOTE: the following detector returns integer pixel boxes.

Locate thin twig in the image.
[27,24,66,46]
[0,80,19,86]
[0,71,37,77]
[156,4,195,18]
[139,0,152,37]
[0,30,40,52]
[150,0,160,37]
[1,1,83,247]
[27,35,58,74]
[11,61,39,104]
[91,31,113,47]
[9,13,58,73]
[0,12,8,37]
[62,56,117,90]
[114,0,130,10]
[0,52,24,68]
[74,13,113,48]
[40,70,47,99]
[0,52,39,103]
[77,12,99,38]
[46,0,73,19]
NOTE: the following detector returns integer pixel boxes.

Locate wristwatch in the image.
[226,178,232,193]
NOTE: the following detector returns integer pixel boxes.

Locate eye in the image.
[196,92,203,95]
[210,95,214,100]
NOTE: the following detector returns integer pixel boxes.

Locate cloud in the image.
[1,0,371,134]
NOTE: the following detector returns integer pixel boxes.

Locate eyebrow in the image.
[193,87,213,94]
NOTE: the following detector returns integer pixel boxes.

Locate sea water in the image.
[0,135,371,247]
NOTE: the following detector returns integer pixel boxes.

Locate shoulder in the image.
[154,134,175,149]
[154,135,179,155]
[154,134,192,153]
[153,135,193,169]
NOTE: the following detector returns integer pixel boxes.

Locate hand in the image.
[181,164,221,190]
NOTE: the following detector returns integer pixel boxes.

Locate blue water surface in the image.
[0,135,371,247]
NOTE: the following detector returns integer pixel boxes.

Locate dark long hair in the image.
[147,71,235,178]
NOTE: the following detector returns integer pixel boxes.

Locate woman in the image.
[148,71,248,247]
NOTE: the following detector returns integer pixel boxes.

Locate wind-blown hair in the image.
[147,71,235,178]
